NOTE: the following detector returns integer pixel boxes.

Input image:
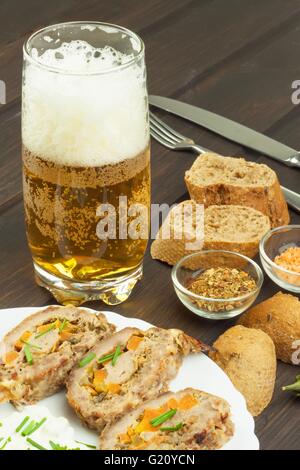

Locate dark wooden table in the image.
[0,0,299,450]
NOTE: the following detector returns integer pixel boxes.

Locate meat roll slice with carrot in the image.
[100,388,234,450]
[66,327,208,432]
[0,305,115,407]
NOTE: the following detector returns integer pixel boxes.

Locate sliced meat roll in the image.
[66,327,207,432]
[100,388,234,450]
[0,305,115,407]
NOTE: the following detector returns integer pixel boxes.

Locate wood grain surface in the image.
[0,0,299,450]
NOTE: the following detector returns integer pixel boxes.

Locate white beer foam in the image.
[22,40,149,167]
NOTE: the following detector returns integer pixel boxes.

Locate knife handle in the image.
[281,186,300,214]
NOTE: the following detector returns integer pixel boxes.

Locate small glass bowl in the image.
[171,250,263,320]
[259,225,300,293]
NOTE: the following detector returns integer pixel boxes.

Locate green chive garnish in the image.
[150,409,177,427]
[111,345,121,366]
[0,436,11,450]
[49,441,80,450]
[97,352,115,364]
[75,440,97,449]
[160,422,183,432]
[21,420,36,436]
[35,324,56,339]
[27,418,47,436]
[24,344,33,365]
[79,352,96,368]
[49,441,67,450]
[26,437,47,450]
[21,340,41,350]
[97,346,123,365]
[15,416,30,433]
[59,319,68,333]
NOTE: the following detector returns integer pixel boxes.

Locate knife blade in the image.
[281,186,300,213]
[149,95,300,168]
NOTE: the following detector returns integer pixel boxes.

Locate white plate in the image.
[0,307,259,450]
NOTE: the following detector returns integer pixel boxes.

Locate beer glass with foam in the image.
[22,22,150,305]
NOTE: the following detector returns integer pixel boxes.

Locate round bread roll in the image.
[210,325,276,416]
[238,292,300,364]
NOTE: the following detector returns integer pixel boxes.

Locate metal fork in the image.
[149,111,300,214]
[149,111,209,154]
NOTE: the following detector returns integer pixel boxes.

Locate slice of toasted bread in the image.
[151,201,270,265]
[185,152,289,228]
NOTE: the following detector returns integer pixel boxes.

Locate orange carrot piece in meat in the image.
[107,383,121,394]
[4,351,19,364]
[177,394,198,410]
[15,331,32,351]
[126,335,143,351]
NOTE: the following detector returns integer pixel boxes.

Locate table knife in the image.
[149,95,300,169]
[149,95,300,213]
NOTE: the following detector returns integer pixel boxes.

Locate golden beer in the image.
[22,22,150,304]
[23,146,150,279]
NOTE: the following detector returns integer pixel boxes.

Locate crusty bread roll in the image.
[185,153,289,228]
[210,325,276,417]
[150,200,270,265]
[238,292,300,364]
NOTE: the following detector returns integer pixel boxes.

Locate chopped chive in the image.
[24,344,33,365]
[49,441,67,450]
[26,437,47,450]
[97,352,115,364]
[21,420,36,436]
[49,441,80,450]
[97,346,122,366]
[111,345,121,366]
[79,352,96,368]
[49,441,58,450]
[21,340,42,350]
[15,415,30,433]
[160,422,183,432]
[59,319,68,333]
[35,324,56,339]
[0,436,11,450]
[26,417,47,436]
[150,409,177,427]
[75,440,97,449]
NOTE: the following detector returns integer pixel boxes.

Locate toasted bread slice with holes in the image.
[185,152,289,228]
[151,201,270,265]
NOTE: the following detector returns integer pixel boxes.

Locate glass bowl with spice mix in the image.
[259,225,300,293]
[172,250,263,320]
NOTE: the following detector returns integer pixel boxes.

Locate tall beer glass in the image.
[22,22,150,305]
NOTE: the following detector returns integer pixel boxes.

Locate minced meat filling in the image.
[83,334,144,398]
